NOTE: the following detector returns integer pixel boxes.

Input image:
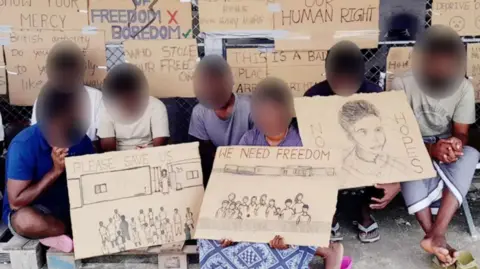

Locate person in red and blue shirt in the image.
[304,41,400,244]
[3,84,94,253]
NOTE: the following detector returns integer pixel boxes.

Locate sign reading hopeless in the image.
[273,0,380,50]
[467,43,480,101]
[227,48,326,96]
[0,0,88,29]
[124,39,198,98]
[432,0,480,36]
[4,29,107,106]
[89,0,193,42]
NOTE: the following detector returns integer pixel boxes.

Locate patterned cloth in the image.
[199,240,317,269]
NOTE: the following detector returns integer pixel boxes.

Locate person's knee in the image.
[10,207,38,236]
[457,146,479,170]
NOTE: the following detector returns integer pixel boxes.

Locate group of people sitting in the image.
[1,24,479,269]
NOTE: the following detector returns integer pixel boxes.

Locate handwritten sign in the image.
[431,0,480,36]
[0,46,6,95]
[4,29,107,106]
[467,43,480,101]
[385,47,413,91]
[295,91,436,189]
[66,142,204,259]
[227,48,326,96]
[0,0,88,29]
[198,0,274,32]
[124,39,198,98]
[89,0,193,42]
[195,146,340,247]
[273,0,380,50]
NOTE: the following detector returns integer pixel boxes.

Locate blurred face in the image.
[327,73,362,96]
[348,115,386,154]
[415,52,462,95]
[296,194,303,202]
[106,90,148,122]
[286,201,292,207]
[302,207,308,213]
[193,72,233,109]
[252,100,291,137]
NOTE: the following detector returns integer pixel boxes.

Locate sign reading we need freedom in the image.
[89,0,193,42]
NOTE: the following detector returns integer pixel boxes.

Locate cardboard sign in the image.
[195,146,340,247]
[0,0,88,29]
[3,29,107,106]
[227,48,326,96]
[467,43,480,101]
[273,0,380,50]
[431,0,480,36]
[295,91,436,189]
[198,0,274,32]
[89,0,193,42]
[66,142,204,259]
[385,47,413,91]
[124,39,197,98]
[0,46,6,95]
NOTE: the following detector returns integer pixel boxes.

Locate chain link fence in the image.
[2,0,480,144]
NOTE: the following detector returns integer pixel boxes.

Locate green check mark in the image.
[182,29,192,38]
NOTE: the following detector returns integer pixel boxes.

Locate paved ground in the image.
[336,193,480,269]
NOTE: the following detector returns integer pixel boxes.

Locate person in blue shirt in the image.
[304,41,400,244]
[2,84,94,253]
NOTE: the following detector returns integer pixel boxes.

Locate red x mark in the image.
[167,10,178,24]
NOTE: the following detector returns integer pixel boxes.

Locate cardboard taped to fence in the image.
[273,0,380,50]
[89,0,193,42]
[295,90,436,189]
[227,48,326,96]
[198,0,274,32]
[431,0,480,36]
[195,146,340,247]
[66,142,204,259]
[3,29,107,106]
[385,47,413,91]
[124,39,198,98]
[467,43,480,101]
[0,0,88,30]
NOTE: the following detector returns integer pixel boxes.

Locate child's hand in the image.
[269,235,289,250]
[219,239,234,248]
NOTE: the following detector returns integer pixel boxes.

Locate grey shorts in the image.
[401,145,480,214]
[8,205,51,239]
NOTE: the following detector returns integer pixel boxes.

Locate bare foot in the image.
[315,242,344,269]
[421,235,458,266]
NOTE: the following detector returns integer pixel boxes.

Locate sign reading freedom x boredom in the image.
[89,0,193,42]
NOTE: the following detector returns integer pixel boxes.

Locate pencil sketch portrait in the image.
[339,100,405,180]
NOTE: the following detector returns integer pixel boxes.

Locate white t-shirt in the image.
[31,86,104,141]
[97,96,170,151]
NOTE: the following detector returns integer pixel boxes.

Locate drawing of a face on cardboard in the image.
[339,100,386,156]
[449,16,466,32]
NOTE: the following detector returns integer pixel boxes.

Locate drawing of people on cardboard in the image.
[293,193,305,215]
[296,204,312,225]
[280,199,295,220]
[185,207,194,229]
[339,100,406,185]
[160,168,169,194]
[266,199,277,220]
[173,208,183,236]
[119,215,130,241]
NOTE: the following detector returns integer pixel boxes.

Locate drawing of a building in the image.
[169,159,202,190]
[220,165,335,177]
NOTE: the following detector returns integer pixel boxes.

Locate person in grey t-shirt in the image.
[393,25,479,267]
[188,55,253,185]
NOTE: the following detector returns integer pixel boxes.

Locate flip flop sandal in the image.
[432,256,456,269]
[331,222,343,242]
[357,221,380,243]
[456,251,478,269]
[341,256,353,269]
